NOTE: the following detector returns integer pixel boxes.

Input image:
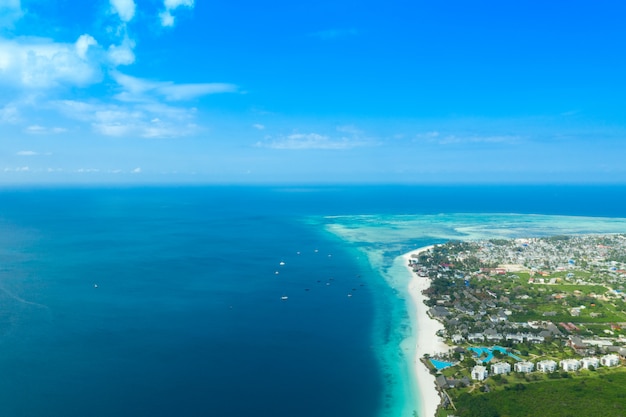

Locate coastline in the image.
[402,246,449,417]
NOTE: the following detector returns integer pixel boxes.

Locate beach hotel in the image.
[514,361,534,373]
[536,360,558,373]
[471,365,488,381]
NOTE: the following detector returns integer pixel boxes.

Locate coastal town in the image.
[409,234,626,417]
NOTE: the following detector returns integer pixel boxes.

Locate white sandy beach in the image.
[403,246,450,417]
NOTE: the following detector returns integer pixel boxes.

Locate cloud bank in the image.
[0,0,235,141]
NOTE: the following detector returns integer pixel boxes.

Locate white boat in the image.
[281,296,288,300]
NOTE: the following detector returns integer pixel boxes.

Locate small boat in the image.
[281,296,288,300]
[279,261,285,266]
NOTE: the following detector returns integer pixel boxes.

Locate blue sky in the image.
[1,0,625,184]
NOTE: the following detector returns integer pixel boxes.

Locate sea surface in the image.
[1,185,626,417]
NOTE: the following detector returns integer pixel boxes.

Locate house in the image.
[471,365,488,381]
[514,361,534,373]
[536,360,557,373]
[526,334,545,343]
[468,333,485,343]
[435,375,448,389]
[560,359,581,371]
[438,376,470,389]
[568,336,589,354]
[505,333,524,343]
[601,354,620,367]
[581,357,600,370]
[491,361,511,375]
[429,306,451,318]
[484,328,503,343]
[485,333,503,343]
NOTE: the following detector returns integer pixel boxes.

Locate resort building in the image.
[490,361,511,375]
[471,365,488,381]
[526,334,545,343]
[467,333,485,343]
[580,357,600,370]
[536,360,558,373]
[560,359,581,372]
[514,361,534,373]
[601,354,620,367]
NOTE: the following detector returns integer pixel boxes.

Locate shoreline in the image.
[402,246,449,417]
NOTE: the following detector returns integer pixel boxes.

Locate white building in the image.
[560,359,581,372]
[580,357,600,370]
[491,361,511,375]
[536,360,558,373]
[601,354,620,367]
[468,333,485,343]
[514,361,534,373]
[471,365,488,381]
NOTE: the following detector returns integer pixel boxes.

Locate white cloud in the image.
[412,131,521,145]
[0,103,20,123]
[131,167,141,173]
[160,0,195,27]
[107,37,135,66]
[159,83,237,100]
[110,0,136,23]
[159,10,175,27]
[75,34,98,59]
[110,71,156,97]
[252,123,265,130]
[0,0,23,28]
[25,125,66,134]
[54,99,200,139]
[256,124,377,150]
[16,149,52,156]
[0,35,102,89]
[112,71,237,101]
[414,131,441,140]
[258,133,366,150]
[164,0,194,7]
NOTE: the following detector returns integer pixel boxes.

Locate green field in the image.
[450,368,626,417]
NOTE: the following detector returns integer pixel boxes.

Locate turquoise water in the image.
[322,210,626,416]
[468,347,522,363]
[430,359,455,370]
[1,185,626,417]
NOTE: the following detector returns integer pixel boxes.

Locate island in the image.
[406,234,626,417]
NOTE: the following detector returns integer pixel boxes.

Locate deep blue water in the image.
[0,185,625,417]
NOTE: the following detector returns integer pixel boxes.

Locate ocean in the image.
[1,185,626,417]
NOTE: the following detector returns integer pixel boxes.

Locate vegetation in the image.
[452,368,626,417]
[411,235,626,417]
